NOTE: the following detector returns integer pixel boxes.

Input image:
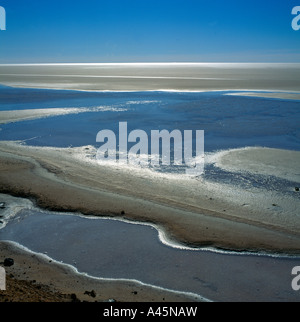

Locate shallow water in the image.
[1,86,299,193]
[0,208,299,302]
[0,88,299,152]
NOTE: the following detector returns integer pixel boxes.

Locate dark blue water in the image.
[0,86,299,153]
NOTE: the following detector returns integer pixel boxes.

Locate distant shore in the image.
[1,63,300,92]
[225,91,300,100]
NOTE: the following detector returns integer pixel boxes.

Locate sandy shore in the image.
[0,241,200,302]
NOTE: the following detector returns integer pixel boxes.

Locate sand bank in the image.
[0,108,85,125]
[225,91,300,100]
[0,140,299,254]
[215,147,300,183]
[0,105,127,125]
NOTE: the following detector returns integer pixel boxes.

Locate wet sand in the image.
[0,140,299,254]
[0,241,198,302]
[215,147,300,183]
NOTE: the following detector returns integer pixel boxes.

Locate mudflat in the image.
[0,140,299,254]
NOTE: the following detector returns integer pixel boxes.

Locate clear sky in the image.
[0,0,300,63]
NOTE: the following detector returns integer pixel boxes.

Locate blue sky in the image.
[0,0,300,63]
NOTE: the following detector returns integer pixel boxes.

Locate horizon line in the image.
[1,62,300,66]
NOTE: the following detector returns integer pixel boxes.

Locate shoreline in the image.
[0,193,207,302]
[0,240,202,302]
[2,193,298,259]
[4,85,300,100]
[1,195,299,302]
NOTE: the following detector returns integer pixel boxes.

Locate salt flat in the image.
[1,63,300,92]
